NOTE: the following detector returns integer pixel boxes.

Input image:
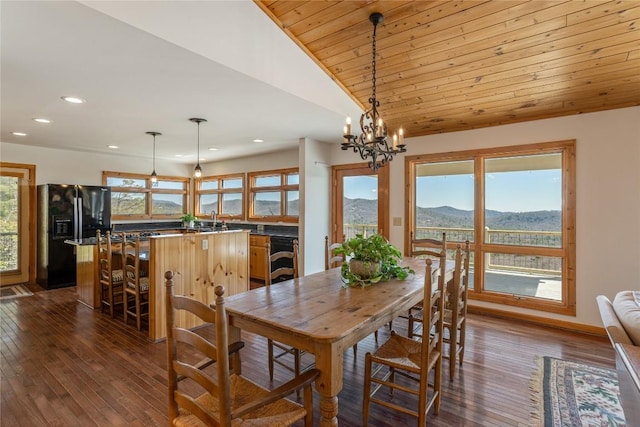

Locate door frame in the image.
[0,162,36,285]
[330,162,389,243]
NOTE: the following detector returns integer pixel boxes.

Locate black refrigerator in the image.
[37,184,111,289]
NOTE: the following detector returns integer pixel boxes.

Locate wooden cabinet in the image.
[149,230,250,341]
[249,234,270,281]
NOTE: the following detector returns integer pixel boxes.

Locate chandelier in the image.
[342,12,406,172]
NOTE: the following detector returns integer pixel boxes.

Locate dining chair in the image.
[325,235,376,356]
[265,240,314,391]
[165,271,320,427]
[96,230,124,317]
[443,241,470,380]
[363,258,445,426]
[407,231,447,338]
[122,234,149,331]
[325,235,344,270]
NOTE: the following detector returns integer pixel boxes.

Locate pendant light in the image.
[190,118,207,178]
[146,131,161,184]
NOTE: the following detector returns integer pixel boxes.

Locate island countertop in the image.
[64,229,246,246]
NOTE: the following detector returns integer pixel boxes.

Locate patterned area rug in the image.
[531,356,626,426]
[0,284,33,300]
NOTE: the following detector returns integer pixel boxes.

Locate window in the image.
[406,141,576,315]
[103,172,189,220]
[196,174,244,220]
[248,168,299,222]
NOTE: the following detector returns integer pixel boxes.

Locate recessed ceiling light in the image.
[33,118,52,124]
[208,147,219,151]
[61,96,86,104]
[12,132,27,136]
[253,139,264,143]
[175,154,184,157]
[107,145,119,149]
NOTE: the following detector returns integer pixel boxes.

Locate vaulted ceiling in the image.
[256,0,640,138]
[2,1,638,164]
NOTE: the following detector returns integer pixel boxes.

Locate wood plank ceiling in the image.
[255,0,640,138]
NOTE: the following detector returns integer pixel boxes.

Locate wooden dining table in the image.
[223,256,455,426]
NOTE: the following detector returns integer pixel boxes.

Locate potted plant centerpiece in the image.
[334,233,414,288]
[180,213,197,228]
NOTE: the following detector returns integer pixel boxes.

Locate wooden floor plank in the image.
[0,285,614,426]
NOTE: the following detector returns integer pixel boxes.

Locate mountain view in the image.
[344,198,560,231]
[114,194,559,232]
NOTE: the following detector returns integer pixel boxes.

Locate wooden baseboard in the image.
[468,305,607,338]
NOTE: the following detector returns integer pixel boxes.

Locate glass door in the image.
[0,164,34,285]
[331,163,389,242]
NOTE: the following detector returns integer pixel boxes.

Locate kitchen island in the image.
[66,229,250,340]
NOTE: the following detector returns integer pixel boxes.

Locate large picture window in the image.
[103,171,189,220]
[196,173,244,220]
[406,141,576,315]
[248,168,299,222]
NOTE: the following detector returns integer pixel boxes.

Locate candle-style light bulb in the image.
[392,133,398,151]
[344,117,352,136]
[398,127,405,147]
[376,118,383,138]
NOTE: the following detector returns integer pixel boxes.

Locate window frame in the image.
[405,140,576,315]
[103,171,189,220]
[195,173,245,220]
[248,168,299,223]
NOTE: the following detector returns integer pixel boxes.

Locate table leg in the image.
[315,342,343,426]
[319,396,338,426]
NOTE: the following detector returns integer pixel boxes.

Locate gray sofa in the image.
[597,291,640,347]
[597,291,640,427]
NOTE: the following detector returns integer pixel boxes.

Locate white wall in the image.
[328,106,640,328]
[0,142,190,184]
[200,149,299,176]
[299,138,332,276]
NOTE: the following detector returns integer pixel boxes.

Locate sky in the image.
[344,170,562,212]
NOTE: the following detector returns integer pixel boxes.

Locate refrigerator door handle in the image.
[73,196,82,240]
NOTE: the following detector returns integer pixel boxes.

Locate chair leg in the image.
[459,321,466,365]
[449,327,456,381]
[268,339,275,381]
[408,315,415,338]
[135,293,141,331]
[123,290,128,325]
[303,383,313,426]
[434,351,443,414]
[294,348,301,399]
[362,353,372,426]
[108,284,114,317]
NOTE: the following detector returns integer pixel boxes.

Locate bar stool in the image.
[96,230,124,317]
[122,234,149,330]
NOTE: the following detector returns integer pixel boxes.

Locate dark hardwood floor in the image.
[1,285,614,426]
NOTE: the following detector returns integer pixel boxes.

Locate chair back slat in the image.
[325,235,345,270]
[265,240,299,286]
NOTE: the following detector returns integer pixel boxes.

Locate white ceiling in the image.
[0,1,363,164]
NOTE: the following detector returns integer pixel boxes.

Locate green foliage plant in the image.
[334,233,414,288]
[180,213,197,225]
